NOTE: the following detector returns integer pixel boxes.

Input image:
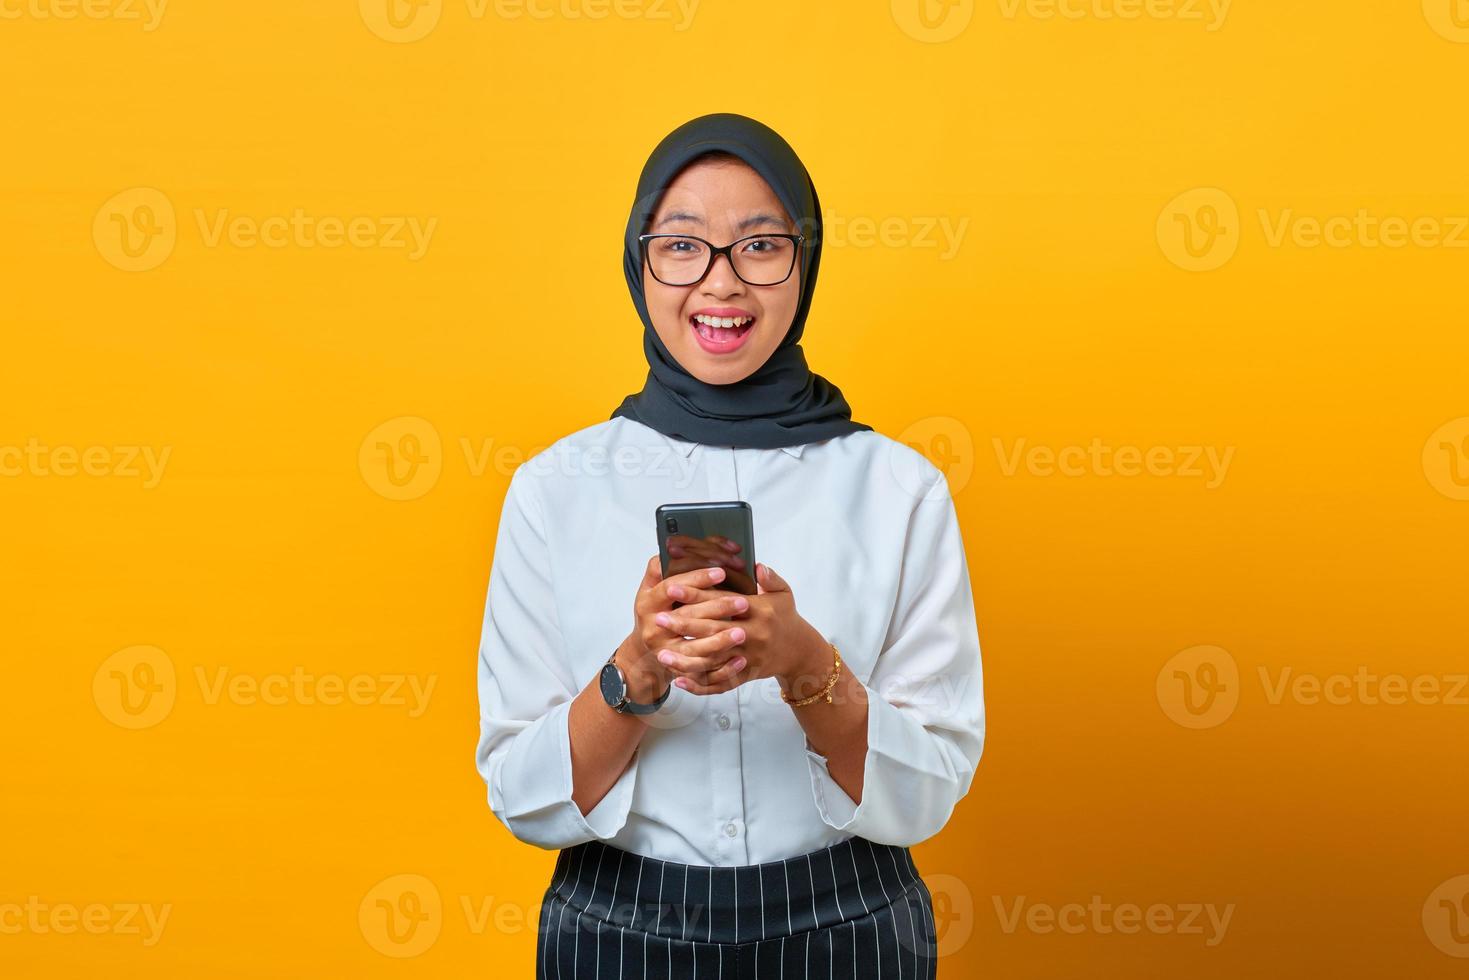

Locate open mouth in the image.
[690,313,756,354]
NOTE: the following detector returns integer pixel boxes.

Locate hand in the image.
[621,555,749,702]
[656,562,830,698]
[662,533,757,595]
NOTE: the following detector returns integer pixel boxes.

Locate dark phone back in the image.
[656,501,757,605]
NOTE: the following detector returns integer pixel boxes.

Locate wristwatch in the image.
[599,647,672,715]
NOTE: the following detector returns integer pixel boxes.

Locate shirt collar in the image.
[664,433,805,459]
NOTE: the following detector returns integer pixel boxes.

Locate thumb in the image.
[756,562,790,594]
[641,554,663,590]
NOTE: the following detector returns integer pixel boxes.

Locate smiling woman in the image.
[475,113,985,980]
[636,159,804,366]
[608,115,871,447]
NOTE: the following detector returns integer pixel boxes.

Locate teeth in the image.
[693,314,753,329]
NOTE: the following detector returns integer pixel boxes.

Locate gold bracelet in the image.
[781,643,842,706]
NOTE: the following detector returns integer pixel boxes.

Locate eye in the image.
[657,237,704,255]
[742,236,789,254]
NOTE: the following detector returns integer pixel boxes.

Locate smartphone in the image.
[656,501,757,609]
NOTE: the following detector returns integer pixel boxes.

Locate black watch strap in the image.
[602,648,672,715]
[623,679,672,714]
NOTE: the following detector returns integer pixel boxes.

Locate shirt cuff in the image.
[490,696,642,849]
[557,697,640,841]
[802,680,883,831]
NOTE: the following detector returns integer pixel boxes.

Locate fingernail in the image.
[730,628,746,644]
[709,567,724,582]
[733,597,749,612]
[675,678,689,689]
[668,586,683,600]
[657,651,674,665]
[655,613,671,627]
[731,657,746,671]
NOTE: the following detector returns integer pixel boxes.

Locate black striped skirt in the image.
[537,834,938,978]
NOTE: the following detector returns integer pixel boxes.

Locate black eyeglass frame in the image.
[638,232,806,287]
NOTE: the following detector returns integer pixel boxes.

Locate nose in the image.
[699,251,745,298]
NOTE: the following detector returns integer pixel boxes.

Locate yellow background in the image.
[4,0,1468,976]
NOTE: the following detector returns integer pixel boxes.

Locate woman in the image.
[476,113,984,978]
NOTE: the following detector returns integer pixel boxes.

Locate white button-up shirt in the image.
[475,415,985,866]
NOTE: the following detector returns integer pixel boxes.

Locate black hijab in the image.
[609,113,872,450]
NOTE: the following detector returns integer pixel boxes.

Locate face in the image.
[641,157,803,385]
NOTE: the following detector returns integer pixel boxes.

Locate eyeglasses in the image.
[639,233,804,287]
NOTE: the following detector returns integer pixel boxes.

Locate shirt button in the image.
[716,713,731,730]
[724,822,738,838]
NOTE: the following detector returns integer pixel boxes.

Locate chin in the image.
[691,365,750,385]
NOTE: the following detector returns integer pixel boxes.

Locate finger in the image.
[654,627,746,674]
[663,567,736,605]
[641,554,663,590]
[670,647,748,683]
[667,582,751,606]
[653,610,736,640]
[659,593,750,628]
[674,652,749,695]
[756,562,790,595]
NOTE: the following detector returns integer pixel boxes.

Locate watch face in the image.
[599,662,626,708]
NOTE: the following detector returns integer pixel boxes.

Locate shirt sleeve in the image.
[803,466,985,846]
[475,464,640,850]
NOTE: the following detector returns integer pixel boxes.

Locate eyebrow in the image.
[654,211,791,232]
